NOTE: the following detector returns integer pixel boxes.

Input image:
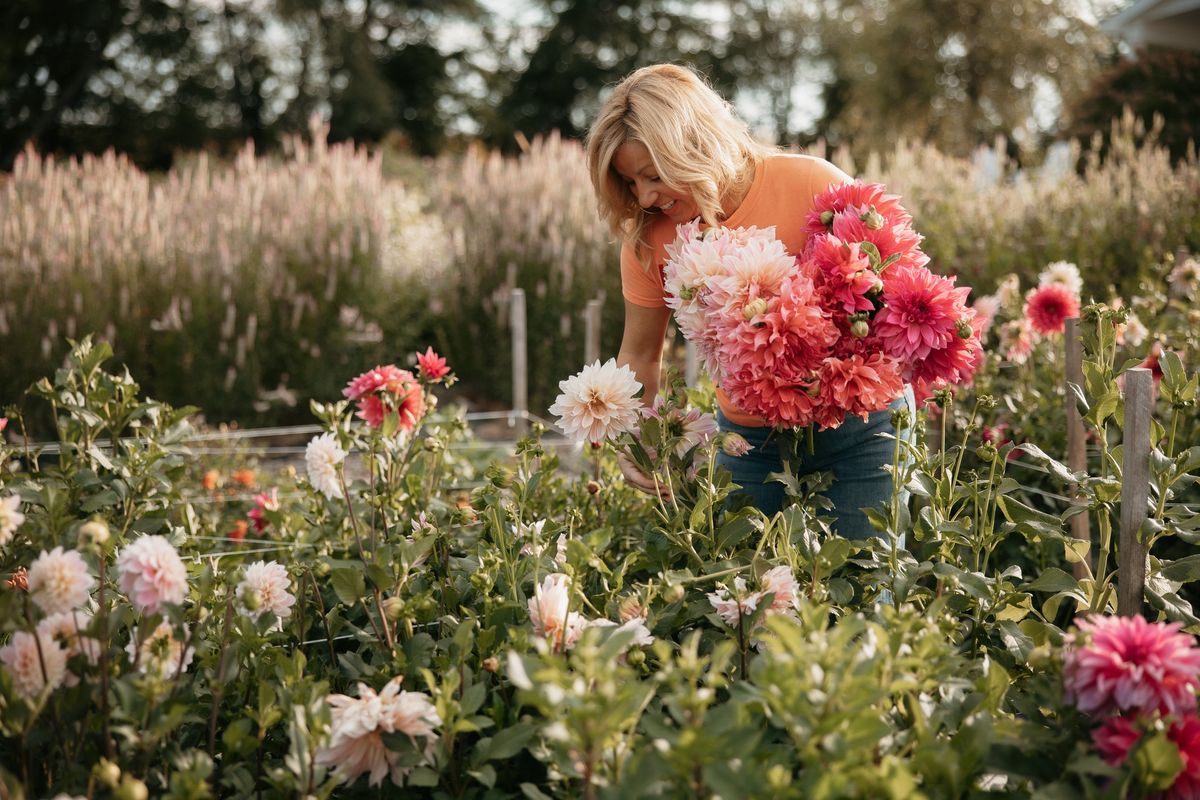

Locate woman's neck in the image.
[720,160,757,220]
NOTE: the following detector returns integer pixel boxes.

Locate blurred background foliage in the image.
[4,0,1197,168]
[1,0,1198,432]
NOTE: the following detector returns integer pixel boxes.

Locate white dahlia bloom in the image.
[305,433,346,499]
[38,611,101,685]
[237,560,296,627]
[1037,260,1084,297]
[116,535,188,614]
[28,546,95,615]
[707,577,763,628]
[126,622,194,680]
[994,274,1022,309]
[548,359,642,444]
[0,494,24,547]
[0,629,67,699]
[529,573,586,650]
[759,566,801,615]
[1118,312,1149,348]
[315,677,441,787]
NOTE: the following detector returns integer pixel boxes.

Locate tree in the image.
[1066,47,1200,164]
[808,0,1115,157]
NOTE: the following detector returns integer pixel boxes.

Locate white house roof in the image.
[1101,0,1200,51]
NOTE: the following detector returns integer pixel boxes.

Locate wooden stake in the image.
[1065,318,1091,580]
[685,341,698,388]
[584,298,602,366]
[511,288,528,435]
[1118,367,1152,617]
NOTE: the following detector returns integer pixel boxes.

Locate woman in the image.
[583,63,914,537]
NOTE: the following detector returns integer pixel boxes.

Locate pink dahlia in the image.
[116,535,189,615]
[247,488,279,533]
[1064,614,1200,717]
[804,235,880,314]
[415,347,450,382]
[910,310,985,388]
[1169,714,1200,799]
[819,352,905,425]
[873,264,971,366]
[1024,283,1080,335]
[28,546,95,615]
[0,630,67,699]
[805,182,913,237]
[1092,715,1142,766]
[344,365,425,431]
[999,319,1035,365]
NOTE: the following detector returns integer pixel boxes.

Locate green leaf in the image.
[1158,555,1200,583]
[1131,730,1184,791]
[1027,568,1081,593]
[330,567,366,606]
[468,765,496,788]
[480,722,537,761]
[521,783,554,800]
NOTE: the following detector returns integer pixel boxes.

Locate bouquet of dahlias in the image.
[663,182,983,430]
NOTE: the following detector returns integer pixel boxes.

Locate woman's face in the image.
[611,141,698,224]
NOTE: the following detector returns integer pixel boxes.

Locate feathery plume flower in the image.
[415,347,450,382]
[116,536,188,615]
[1024,283,1081,335]
[1064,614,1200,717]
[0,630,67,699]
[305,433,346,499]
[125,622,194,680]
[0,494,24,547]
[528,573,586,650]
[1037,260,1084,296]
[344,365,425,431]
[315,678,441,787]
[548,359,642,444]
[237,560,296,626]
[28,547,95,615]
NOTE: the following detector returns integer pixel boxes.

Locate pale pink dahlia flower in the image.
[116,535,189,615]
[0,494,24,546]
[0,629,67,699]
[28,546,95,615]
[548,359,642,444]
[38,611,101,685]
[1064,614,1200,717]
[237,560,296,626]
[315,678,441,787]
[528,573,586,650]
[759,566,801,616]
[641,399,719,459]
[1024,283,1080,336]
[708,577,763,629]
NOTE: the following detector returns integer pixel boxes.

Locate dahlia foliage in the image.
[662,182,984,429]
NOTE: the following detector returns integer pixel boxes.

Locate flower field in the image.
[2,231,1200,798]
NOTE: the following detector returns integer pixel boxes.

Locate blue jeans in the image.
[716,387,916,540]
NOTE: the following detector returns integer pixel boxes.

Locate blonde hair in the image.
[585,64,775,263]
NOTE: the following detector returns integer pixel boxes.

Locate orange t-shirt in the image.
[620,153,853,427]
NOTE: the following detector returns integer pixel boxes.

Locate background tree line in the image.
[1,0,1196,171]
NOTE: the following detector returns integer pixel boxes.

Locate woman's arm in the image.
[616,299,671,407]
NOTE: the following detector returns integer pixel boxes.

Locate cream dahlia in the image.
[126,622,194,680]
[0,494,24,547]
[0,630,68,699]
[305,432,346,500]
[237,560,296,627]
[548,359,642,444]
[28,546,95,615]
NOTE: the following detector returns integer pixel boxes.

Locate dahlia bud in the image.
[625,648,646,667]
[663,583,685,604]
[890,406,912,431]
[241,588,262,612]
[956,318,974,339]
[975,443,998,463]
[741,298,768,321]
[482,656,499,673]
[451,506,478,526]
[486,464,513,489]
[586,480,601,495]
[850,319,870,338]
[117,776,149,800]
[94,758,122,788]
[819,210,835,227]
[618,595,645,622]
[382,596,405,621]
[720,432,753,457]
[868,277,885,295]
[860,208,886,230]
[78,519,111,549]
[679,285,696,301]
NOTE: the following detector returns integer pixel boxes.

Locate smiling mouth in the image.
[660,199,676,212]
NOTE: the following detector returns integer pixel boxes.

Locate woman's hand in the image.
[616,450,672,501]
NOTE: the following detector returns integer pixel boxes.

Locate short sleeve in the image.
[620,240,667,308]
[807,157,854,197]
